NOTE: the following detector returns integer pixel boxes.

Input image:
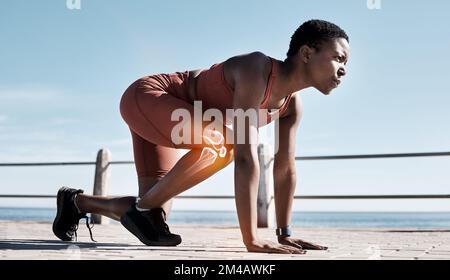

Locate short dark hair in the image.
[287,19,349,57]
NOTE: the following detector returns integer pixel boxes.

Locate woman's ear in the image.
[299,45,314,64]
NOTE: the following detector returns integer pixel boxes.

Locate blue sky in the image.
[0,0,449,211]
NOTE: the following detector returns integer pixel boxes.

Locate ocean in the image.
[1,207,450,228]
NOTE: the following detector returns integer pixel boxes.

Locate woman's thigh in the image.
[120,77,233,191]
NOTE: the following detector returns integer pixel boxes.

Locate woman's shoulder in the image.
[223,52,272,87]
[224,51,271,71]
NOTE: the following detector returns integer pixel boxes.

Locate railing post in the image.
[91,148,111,224]
[257,143,275,228]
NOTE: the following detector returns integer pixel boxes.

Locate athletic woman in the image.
[53,19,349,254]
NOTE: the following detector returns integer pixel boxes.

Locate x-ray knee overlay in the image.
[184,130,228,174]
[218,146,227,158]
[185,147,219,174]
[202,130,227,158]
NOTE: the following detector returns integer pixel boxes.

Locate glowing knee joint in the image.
[185,147,218,174]
[185,130,229,174]
[203,130,227,158]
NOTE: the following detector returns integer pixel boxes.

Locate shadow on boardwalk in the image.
[1,221,450,260]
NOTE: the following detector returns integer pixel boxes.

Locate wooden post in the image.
[257,143,275,228]
[91,148,111,224]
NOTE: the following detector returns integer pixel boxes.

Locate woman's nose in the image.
[338,66,346,78]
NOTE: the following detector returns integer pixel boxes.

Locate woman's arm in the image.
[231,53,302,254]
[233,76,259,246]
[273,94,302,229]
[274,95,327,250]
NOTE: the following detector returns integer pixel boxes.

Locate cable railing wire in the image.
[1,151,449,200]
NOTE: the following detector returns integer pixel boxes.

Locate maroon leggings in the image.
[120,74,206,179]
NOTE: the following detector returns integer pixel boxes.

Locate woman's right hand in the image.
[245,239,305,254]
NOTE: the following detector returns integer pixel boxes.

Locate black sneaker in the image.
[52,187,95,242]
[120,204,181,246]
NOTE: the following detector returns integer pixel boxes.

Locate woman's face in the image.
[306,38,349,95]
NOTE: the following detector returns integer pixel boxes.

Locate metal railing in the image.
[1,146,449,226]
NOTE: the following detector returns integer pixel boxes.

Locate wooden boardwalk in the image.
[1,221,450,260]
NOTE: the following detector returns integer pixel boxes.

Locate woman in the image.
[53,19,349,254]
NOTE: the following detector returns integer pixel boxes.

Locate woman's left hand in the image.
[278,236,328,250]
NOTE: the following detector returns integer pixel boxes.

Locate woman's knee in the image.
[213,143,234,166]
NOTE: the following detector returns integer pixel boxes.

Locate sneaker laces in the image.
[72,192,96,242]
[149,209,171,235]
[83,215,96,242]
[69,215,96,242]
